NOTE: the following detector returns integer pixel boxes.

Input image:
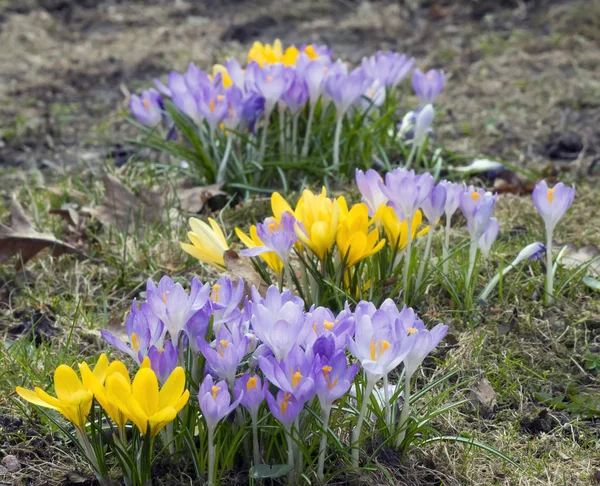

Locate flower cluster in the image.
[129,39,445,187]
[17,275,448,485]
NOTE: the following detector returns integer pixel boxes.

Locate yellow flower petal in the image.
[16,387,60,410]
[158,367,186,410]
[132,368,159,418]
[54,365,84,402]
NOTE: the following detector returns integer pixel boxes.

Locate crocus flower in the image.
[235,373,268,417]
[302,60,332,106]
[130,89,163,128]
[247,39,309,66]
[266,389,304,429]
[17,362,102,431]
[399,321,448,379]
[438,181,465,223]
[198,325,248,385]
[478,217,499,259]
[355,169,388,218]
[460,187,497,241]
[106,366,189,437]
[282,73,309,116]
[304,304,354,349]
[412,69,445,106]
[181,217,230,270]
[250,286,307,361]
[222,86,245,131]
[294,188,344,261]
[101,300,165,365]
[198,374,243,432]
[532,181,575,233]
[199,87,229,133]
[362,79,386,109]
[378,206,426,251]
[145,276,211,340]
[314,351,359,409]
[209,277,245,333]
[259,345,316,401]
[413,104,434,148]
[361,51,415,89]
[147,341,179,384]
[336,203,385,267]
[255,64,292,115]
[379,169,434,222]
[236,224,284,275]
[325,68,369,119]
[420,183,447,225]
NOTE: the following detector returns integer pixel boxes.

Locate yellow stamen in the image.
[323,320,334,331]
[211,386,220,399]
[162,291,168,304]
[266,75,273,83]
[547,188,554,203]
[211,284,221,303]
[218,339,229,358]
[370,338,391,361]
[471,192,480,201]
[247,376,258,391]
[313,322,318,335]
[408,327,417,335]
[131,332,140,352]
[291,367,303,388]
[280,392,292,415]
[209,100,216,113]
[143,98,150,111]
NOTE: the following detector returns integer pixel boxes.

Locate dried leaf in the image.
[223,249,269,296]
[92,174,167,234]
[469,376,497,418]
[0,198,88,265]
[49,204,93,228]
[178,183,227,213]
[492,169,537,195]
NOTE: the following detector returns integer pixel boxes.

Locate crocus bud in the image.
[478,217,499,259]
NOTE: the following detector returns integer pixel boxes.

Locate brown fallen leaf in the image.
[223,249,269,296]
[0,197,88,266]
[49,204,94,228]
[469,376,497,418]
[178,183,227,213]
[492,169,537,195]
[92,174,167,234]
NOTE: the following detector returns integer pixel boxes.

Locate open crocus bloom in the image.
[198,374,243,431]
[16,358,107,431]
[105,367,189,438]
[181,217,230,270]
[532,180,575,232]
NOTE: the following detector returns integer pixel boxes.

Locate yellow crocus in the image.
[235,226,283,275]
[105,367,189,438]
[247,39,320,67]
[271,192,295,222]
[378,207,429,250]
[181,217,229,270]
[16,358,106,431]
[212,64,233,88]
[294,188,343,261]
[336,203,385,267]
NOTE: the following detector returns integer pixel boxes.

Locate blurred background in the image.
[0,0,598,179]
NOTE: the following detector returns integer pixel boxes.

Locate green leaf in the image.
[250,464,293,479]
[583,275,600,291]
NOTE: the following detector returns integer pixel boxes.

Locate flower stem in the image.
[402,216,414,304]
[383,374,391,428]
[332,117,343,172]
[395,373,411,448]
[301,103,316,157]
[208,427,216,486]
[416,224,434,290]
[404,143,417,170]
[546,226,554,305]
[279,109,286,159]
[216,136,233,183]
[286,427,295,483]
[351,378,375,468]
[251,411,260,467]
[317,405,331,482]
[443,216,451,274]
[258,109,271,163]
[466,239,478,287]
[292,114,299,159]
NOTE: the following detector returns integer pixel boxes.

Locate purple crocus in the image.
[198,374,243,432]
[130,89,163,128]
[255,63,293,116]
[304,304,354,349]
[459,187,497,241]
[532,181,575,233]
[147,341,178,384]
[355,169,388,217]
[250,286,308,361]
[146,276,211,341]
[379,169,434,220]
[210,277,245,334]
[439,181,465,223]
[361,51,415,89]
[222,86,245,130]
[258,345,316,402]
[421,183,447,225]
[302,60,332,106]
[400,321,448,379]
[101,300,164,365]
[412,69,445,106]
[478,217,499,259]
[266,389,304,430]
[282,73,309,116]
[234,373,268,417]
[225,58,245,91]
[198,86,229,132]
[198,325,248,385]
[314,352,359,410]
[240,212,297,269]
[362,79,386,109]
[325,67,369,119]
[413,104,434,148]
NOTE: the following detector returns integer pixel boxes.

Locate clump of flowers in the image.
[129,39,445,191]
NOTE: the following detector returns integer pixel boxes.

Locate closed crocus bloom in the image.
[266,389,304,429]
[17,364,95,431]
[255,64,292,115]
[325,67,369,119]
[355,169,388,218]
[336,203,385,267]
[181,217,230,270]
[413,104,434,148]
[532,180,575,232]
[198,374,243,432]
[438,181,465,222]
[379,206,427,250]
[282,73,309,115]
[147,342,179,384]
[236,224,284,275]
[102,301,165,365]
[361,51,414,89]
[362,79,386,109]
[294,188,343,261]
[198,325,248,385]
[106,367,189,438]
[421,183,447,225]
[401,321,448,379]
[235,373,268,417]
[259,345,316,402]
[130,89,163,128]
[302,60,332,105]
[209,277,245,332]
[314,352,359,409]
[199,87,229,132]
[460,187,497,240]
[478,217,499,259]
[146,276,211,340]
[412,69,445,106]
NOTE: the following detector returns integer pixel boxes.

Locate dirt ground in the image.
[1,0,599,180]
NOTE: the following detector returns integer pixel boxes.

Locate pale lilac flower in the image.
[400,320,448,378]
[198,86,229,132]
[379,169,434,220]
[225,58,245,91]
[532,180,575,232]
[198,374,243,432]
[361,51,415,88]
[130,90,163,128]
[210,277,245,333]
[266,389,304,429]
[421,183,447,224]
[302,60,332,105]
[259,345,316,401]
[314,352,359,410]
[413,104,434,147]
[147,341,178,384]
[198,325,248,385]
[235,373,268,417]
[255,64,293,115]
[460,187,497,241]
[438,181,465,222]
[303,304,352,349]
[412,69,445,106]
[355,169,388,217]
[362,79,386,109]
[325,67,369,119]
[282,73,309,116]
[222,87,245,130]
[240,212,297,267]
[478,217,499,259]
